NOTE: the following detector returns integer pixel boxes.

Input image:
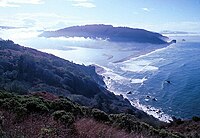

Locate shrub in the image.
[0,113,4,126]
[1,98,22,110]
[0,91,14,99]
[91,109,109,122]
[0,99,3,106]
[192,116,200,122]
[25,100,49,113]
[52,110,67,120]
[49,99,75,112]
[79,106,91,116]
[40,127,54,137]
[60,113,75,125]
[58,96,64,99]
[172,117,183,125]
[109,114,139,132]
[52,110,75,125]
[14,106,28,119]
[159,129,168,137]
[71,105,84,116]
[109,113,179,137]
[0,128,5,137]
[75,118,142,138]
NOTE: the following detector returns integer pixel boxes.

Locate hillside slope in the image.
[0,90,181,138]
[0,39,160,125]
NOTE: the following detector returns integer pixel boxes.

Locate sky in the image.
[0,0,200,32]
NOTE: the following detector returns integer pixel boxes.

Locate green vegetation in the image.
[192,116,200,122]
[52,110,75,125]
[0,40,105,97]
[91,108,110,122]
[0,90,184,138]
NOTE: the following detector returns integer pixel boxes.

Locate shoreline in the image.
[102,68,172,122]
[93,63,172,122]
[112,44,169,63]
[93,44,174,122]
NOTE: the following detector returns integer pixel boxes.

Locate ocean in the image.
[101,36,200,121]
[136,41,200,119]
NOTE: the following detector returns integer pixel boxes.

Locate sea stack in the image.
[169,40,176,44]
[127,91,132,94]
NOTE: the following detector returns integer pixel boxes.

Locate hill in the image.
[40,24,169,44]
[0,39,161,125]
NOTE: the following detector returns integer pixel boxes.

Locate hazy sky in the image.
[0,0,200,32]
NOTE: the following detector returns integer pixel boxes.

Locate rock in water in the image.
[127,91,132,94]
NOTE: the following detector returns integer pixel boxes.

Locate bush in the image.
[40,127,54,137]
[91,109,109,122]
[110,114,139,132]
[1,98,22,110]
[14,106,28,119]
[25,100,49,113]
[52,110,67,120]
[172,117,183,125]
[52,110,75,125]
[159,129,168,137]
[0,99,3,106]
[0,91,14,99]
[109,113,179,137]
[60,113,75,125]
[49,99,75,112]
[0,128,5,137]
[192,116,200,122]
[71,105,84,116]
[0,113,4,126]
[79,106,91,116]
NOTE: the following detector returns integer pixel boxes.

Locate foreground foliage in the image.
[0,90,184,138]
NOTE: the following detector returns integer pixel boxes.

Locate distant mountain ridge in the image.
[160,30,190,34]
[0,26,24,29]
[40,24,169,44]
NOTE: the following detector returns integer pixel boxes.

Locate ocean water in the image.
[136,41,200,119]
[138,43,200,118]
[101,36,200,121]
